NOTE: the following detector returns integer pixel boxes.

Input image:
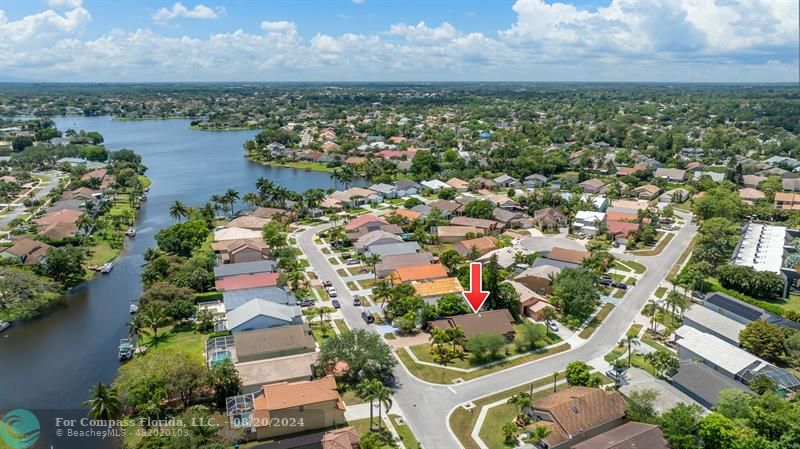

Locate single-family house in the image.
[682,304,745,345]
[492,208,527,228]
[671,360,753,409]
[680,147,704,159]
[514,265,561,295]
[579,178,607,194]
[214,227,262,242]
[450,216,501,233]
[369,183,400,198]
[236,352,318,395]
[570,422,669,449]
[374,252,434,277]
[429,309,515,340]
[215,272,281,292]
[206,324,315,366]
[212,238,270,264]
[547,246,590,265]
[325,187,382,209]
[533,207,567,230]
[573,211,605,236]
[445,177,470,192]
[394,179,420,196]
[214,260,277,279]
[774,192,800,209]
[659,188,690,204]
[223,286,297,311]
[392,263,449,284]
[412,277,463,304]
[739,188,765,204]
[225,299,302,334]
[410,204,433,219]
[471,177,498,190]
[607,221,640,242]
[453,236,497,258]
[743,175,767,189]
[633,184,660,200]
[252,207,291,220]
[435,226,481,243]
[420,179,450,191]
[227,216,270,230]
[0,237,52,265]
[228,376,346,439]
[354,230,403,252]
[701,291,800,330]
[387,208,423,222]
[685,161,704,172]
[344,214,387,233]
[783,178,800,192]
[654,167,688,182]
[524,174,548,189]
[365,241,421,258]
[428,200,460,218]
[494,174,519,188]
[527,387,627,449]
[605,207,639,223]
[505,280,553,320]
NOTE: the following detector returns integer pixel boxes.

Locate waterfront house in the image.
[429,309,516,340]
[206,324,315,365]
[214,260,277,279]
[212,238,270,264]
[227,215,270,230]
[368,183,400,198]
[527,387,627,449]
[223,286,297,311]
[214,227,262,242]
[453,236,497,258]
[0,237,52,265]
[225,298,302,334]
[252,207,291,220]
[236,352,318,394]
[228,376,346,439]
[215,272,281,292]
[35,209,82,240]
[325,187,382,209]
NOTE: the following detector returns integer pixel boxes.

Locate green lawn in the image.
[642,334,671,353]
[87,241,119,266]
[341,389,367,406]
[389,415,420,449]
[423,243,454,257]
[397,343,570,384]
[654,287,667,299]
[578,303,615,339]
[612,261,632,273]
[631,233,674,256]
[309,323,335,344]
[135,325,207,363]
[334,319,350,334]
[448,372,566,449]
[268,161,335,173]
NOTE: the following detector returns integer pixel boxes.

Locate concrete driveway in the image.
[518,234,587,253]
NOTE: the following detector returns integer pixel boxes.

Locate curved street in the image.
[296,211,697,449]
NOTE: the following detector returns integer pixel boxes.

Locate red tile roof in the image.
[344,214,387,232]
[215,272,280,291]
[607,220,640,237]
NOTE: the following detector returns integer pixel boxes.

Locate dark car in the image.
[691,290,705,300]
[331,299,341,308]
[614,282,628,290]
[361,311,374,324]
[598,276,613,286]
[353,295,361,306]
[300,300,316,307]
[323,280,333,287]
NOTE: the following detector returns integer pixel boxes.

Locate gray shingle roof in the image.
[214,261,277,279]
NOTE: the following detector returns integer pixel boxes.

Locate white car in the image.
[0,321,11,333]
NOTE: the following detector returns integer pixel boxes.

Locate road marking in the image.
[447,386,457,394]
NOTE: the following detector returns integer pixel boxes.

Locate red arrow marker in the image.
[463,262,490,313]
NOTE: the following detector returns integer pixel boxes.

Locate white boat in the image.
[129,304,139,314]
[0,321,10,333]
[100,263,113,274]
[125,227,136,237]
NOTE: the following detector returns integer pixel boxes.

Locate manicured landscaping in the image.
[397,343,570,384]
[267,160,335,173]
[654,287,667,299]
[631,232,674,256]
[448,372,566,449]
[334,319,350,334]
[577,303,615,339]
[135,325,207,362]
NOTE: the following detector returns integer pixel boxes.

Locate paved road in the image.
[297,211,697,449]
[0,172,60,230]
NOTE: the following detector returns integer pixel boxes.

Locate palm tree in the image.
[540,307,557,338]
[356,379,381,430]
[169,200,189,222]
[303,188,325,212]
[527,424,552,446]
[210,194,225,216]
[255,177,275,200]
[128,315,144,353]
[224,189,240,215]
[619,333,640,367]
[285,270,305,291]
[374,383,393,430]
[82,383,122,421]
[372,280,392,310]
[242,192,259,209]
[445,326,465,352]
[363,253,382,280]
[76,213,93,235]
[140,302,169,343]
[507,392,532,422]
[664,289,688,319]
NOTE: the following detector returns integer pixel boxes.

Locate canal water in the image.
[0,117,348,412]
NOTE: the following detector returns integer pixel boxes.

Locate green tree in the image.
[625,388,659,424]
[738,320,786,362]
[169,200,189,222]
[0,267,61,321]
[507,392,532,423]
[463,199,494,219]
[436,293,469,316]
[515,322,548,351]
[659,403,702,449]
[207,359,241,406]
[139,301,169,341]
[439,249,462,273]
[565,360,593,386]
[619,333,640,367]
[699,413,739,449]
[464,332,506,363]
[154,220,210,257]
[82,382,122,420]
[550,267,600,321]
[714,389,753,421]
[262,220,288,252]
[502,422,520,445]
[34,245,86,287]
[315,329,396,386]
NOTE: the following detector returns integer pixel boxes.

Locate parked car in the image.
[322,280,333,287]
[353,295,361,306]
[361,311,374,324]
[0,320,11,333]
[614,282,628,290]
[598,276,613,286]
[546,320,559,333]
[300,300,315,307]
[691,290,705,300]
[346,259,359,265]
[331,299,341,308]
[328,289,338,298]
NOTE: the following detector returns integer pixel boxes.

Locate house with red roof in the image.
[215,272,281,292]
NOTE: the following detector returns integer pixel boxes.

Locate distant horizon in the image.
[1,80,798,86]
[1,0,797,83]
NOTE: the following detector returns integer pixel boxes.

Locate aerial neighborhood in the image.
[1,83,800,449]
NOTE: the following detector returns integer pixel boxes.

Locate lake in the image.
[0,117,348,415]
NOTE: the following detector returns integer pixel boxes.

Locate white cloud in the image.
[0,0,797,82]
[152,3,224,24]
[48,0,83,9]
[260,20,296,33]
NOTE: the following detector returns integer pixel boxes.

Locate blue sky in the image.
[0,0,798,82]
